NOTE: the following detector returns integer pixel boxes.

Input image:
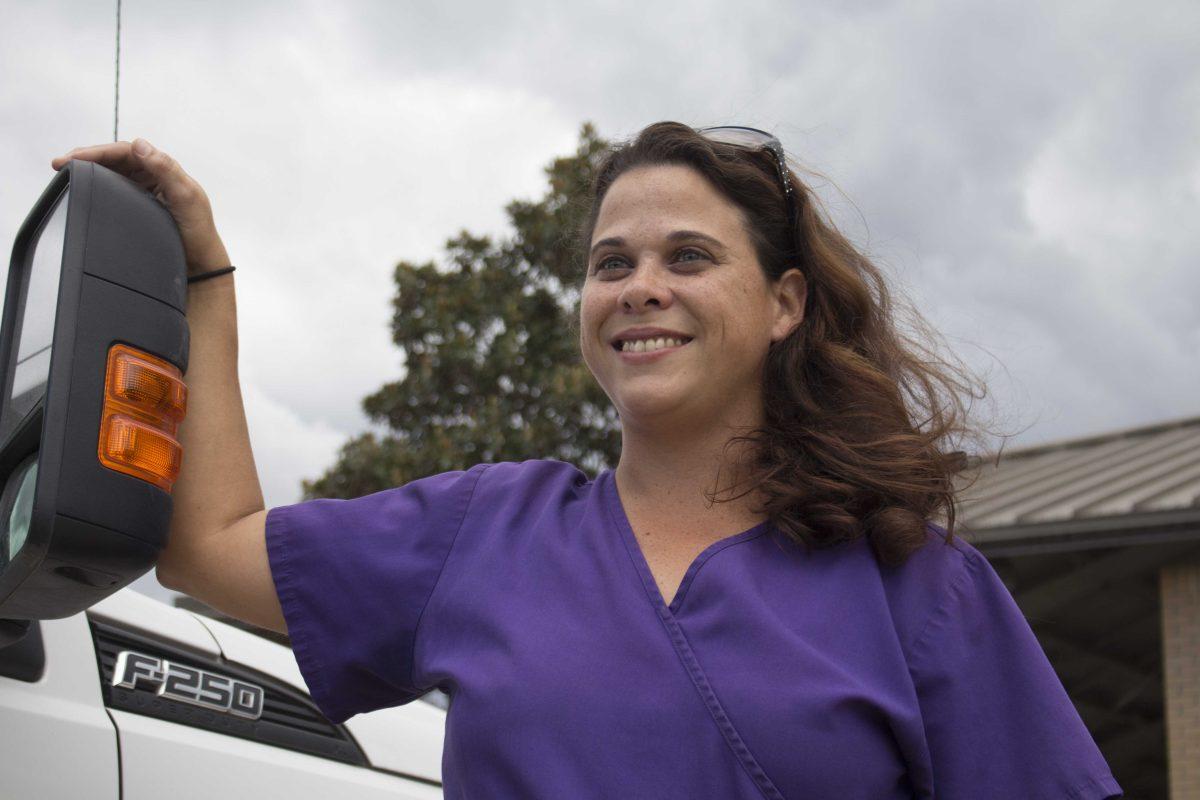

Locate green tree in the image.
[302,124,620,500]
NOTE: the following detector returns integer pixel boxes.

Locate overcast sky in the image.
[3,1,1197,600]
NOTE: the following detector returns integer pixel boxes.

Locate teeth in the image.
[621,337,687,353]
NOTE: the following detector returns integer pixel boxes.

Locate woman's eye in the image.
[595,256,628,272]
[675,248,710,264]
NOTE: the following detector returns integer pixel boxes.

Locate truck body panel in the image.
[1,589,448,797]
[0,614,120,799]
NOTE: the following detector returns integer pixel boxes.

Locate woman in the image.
[53,123,1121,799]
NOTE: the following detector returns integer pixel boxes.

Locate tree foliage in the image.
[302,124,620,500]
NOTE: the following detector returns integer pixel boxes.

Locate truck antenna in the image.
[113,0,122,142]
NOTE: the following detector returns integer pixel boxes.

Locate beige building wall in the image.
[1162,556,1200,800]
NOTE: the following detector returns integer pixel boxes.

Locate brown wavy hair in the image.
[577,121,992,567]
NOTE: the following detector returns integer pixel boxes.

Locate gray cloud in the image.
[2,0,1197,526]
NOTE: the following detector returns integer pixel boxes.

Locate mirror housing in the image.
[0,160,189,621]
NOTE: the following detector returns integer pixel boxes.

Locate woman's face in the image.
[580,164,805,432]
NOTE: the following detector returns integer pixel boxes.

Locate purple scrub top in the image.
[266,459,1123,799]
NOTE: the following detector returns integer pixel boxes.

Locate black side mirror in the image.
[0,160,189,622]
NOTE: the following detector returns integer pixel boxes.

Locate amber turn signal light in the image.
[97,344,187,492]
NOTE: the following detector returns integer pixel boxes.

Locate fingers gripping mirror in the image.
[0,160,189,625]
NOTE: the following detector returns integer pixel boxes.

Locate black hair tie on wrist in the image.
[187,266,236,284]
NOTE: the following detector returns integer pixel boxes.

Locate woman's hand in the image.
[51,139,231,274]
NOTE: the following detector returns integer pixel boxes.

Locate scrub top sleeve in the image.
[265,465,486,724]
[908,545,1123,800]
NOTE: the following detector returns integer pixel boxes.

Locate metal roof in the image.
[949,415,1200,793]
[955,415,1200,551]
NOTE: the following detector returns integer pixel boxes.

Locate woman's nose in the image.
[617,263,674,311]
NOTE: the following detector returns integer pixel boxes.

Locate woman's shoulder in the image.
[471,458,594,496]
[462,458,598,520]
[874,522,993,654]
[473,458,592,483]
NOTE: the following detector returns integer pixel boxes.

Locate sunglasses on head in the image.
[696,126,797,222]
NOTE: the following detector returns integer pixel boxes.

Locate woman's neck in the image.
[614,415,767,535]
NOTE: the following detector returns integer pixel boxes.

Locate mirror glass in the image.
[5,188,68,441]
[0,456,37,573]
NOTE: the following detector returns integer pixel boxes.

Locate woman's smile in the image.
[615,336,692,363]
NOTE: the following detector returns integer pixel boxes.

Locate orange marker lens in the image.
[108,352,187,427]
[98,344,187,492]
[99,415,183,488]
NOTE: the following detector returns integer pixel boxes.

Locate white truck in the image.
[0,161,448,796]
[1,589,448,798]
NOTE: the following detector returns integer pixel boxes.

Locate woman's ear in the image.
[770,268,807,342]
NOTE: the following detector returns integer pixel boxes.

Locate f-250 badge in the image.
[112,651,264,720]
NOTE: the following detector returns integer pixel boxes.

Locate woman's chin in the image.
[615,391,696,427]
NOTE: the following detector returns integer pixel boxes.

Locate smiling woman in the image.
[56,123,1121,799]
[578,122,980,569]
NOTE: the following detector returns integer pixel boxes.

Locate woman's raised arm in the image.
[52,140,285,634]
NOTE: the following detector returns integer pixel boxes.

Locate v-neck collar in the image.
[597,470,789,800]
[600,469,774,615]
